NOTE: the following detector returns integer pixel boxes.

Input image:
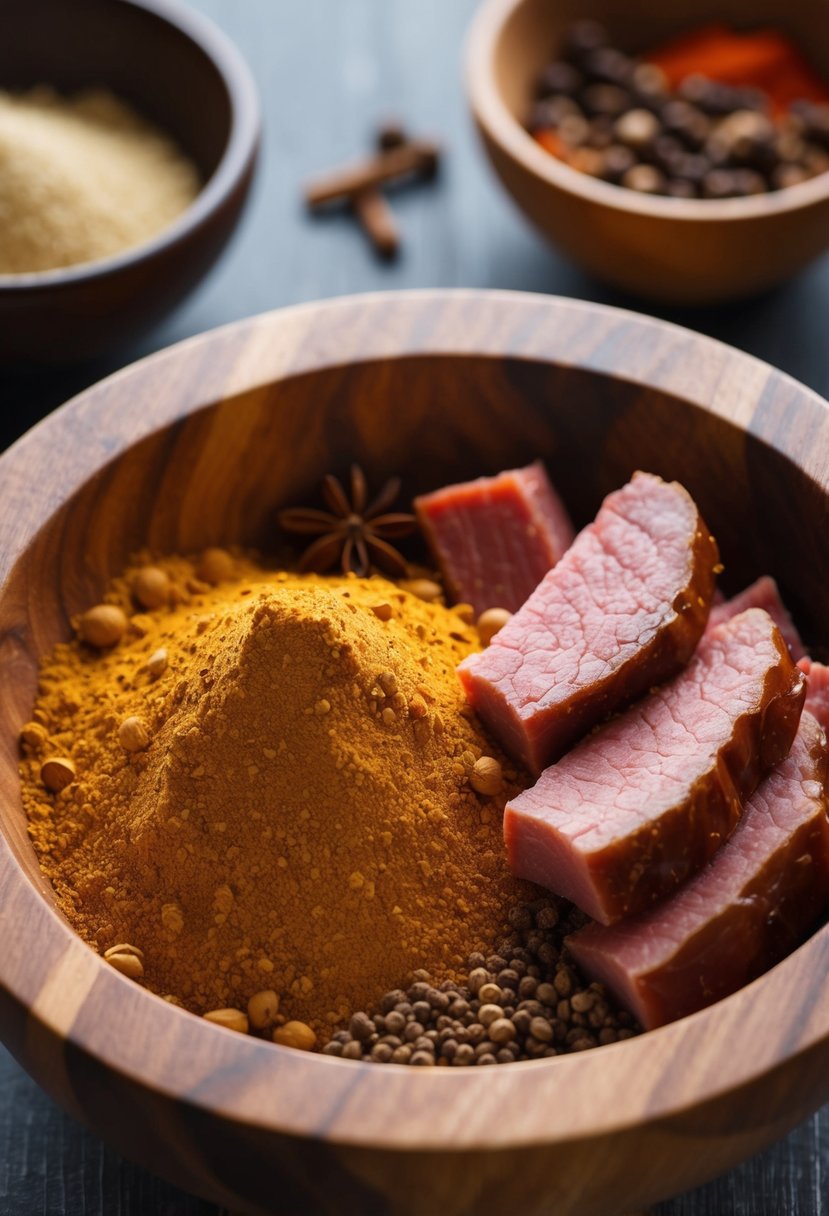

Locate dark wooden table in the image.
[2,1,828,1212]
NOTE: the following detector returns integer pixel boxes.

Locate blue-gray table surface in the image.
[1,1,828,1212]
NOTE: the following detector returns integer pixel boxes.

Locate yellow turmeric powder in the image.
[21,551,531,1037]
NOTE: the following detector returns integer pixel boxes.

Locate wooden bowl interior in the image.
[0,0,232,181]
[4,293,829,1215]
[3,352,829,901]
[494,0,829,133]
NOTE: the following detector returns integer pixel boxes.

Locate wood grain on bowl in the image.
[1,291,829,1216]
[466,0,829,303]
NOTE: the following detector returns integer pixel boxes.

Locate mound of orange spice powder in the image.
[21,552,531,1040]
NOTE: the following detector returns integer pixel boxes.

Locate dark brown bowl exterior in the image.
[466,0,829,304]
[0,0,260,363]
[1,291,829,1216]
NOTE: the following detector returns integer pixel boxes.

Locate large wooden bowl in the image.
[1,291,828,1216]
[466,0,829,304]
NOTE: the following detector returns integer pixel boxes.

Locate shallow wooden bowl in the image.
[466,0,829,303]
[1,290,829,1216]
[0,0,259,363]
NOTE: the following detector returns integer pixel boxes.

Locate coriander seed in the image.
[104,942,145,979]
[248,989,280,1030]
[118,716,150,753]
[401,578,443,603]
[197,547,235,585]
[78,604,128,649]
[273,1021,317,1051]
[132,566,171,610]
[204,1008,249,1034]
[476,607,512,646]
[40,756,76,792]
[147,647,169,679]
[470,756,503,797]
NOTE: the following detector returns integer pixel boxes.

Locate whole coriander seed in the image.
[477,607,512,646]
[401,578,443,603]
[204,1008,249,1034]
[20,721,48,749]
[273,1021,317,1051]
[40,756,76,793]
[196,547,235,585]
[118,716,150,753]
[78,604,128,649]
[131,565,171,610]
[248,989,280,1030]
[147,647,169,679]
[104,943,145,979]
[470,756,503,797]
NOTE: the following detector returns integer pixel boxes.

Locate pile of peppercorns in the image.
[324,899,638,1065]
[529,20,829,198]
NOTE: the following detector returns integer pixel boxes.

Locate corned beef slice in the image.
[708,575,805,659]
[798,657,829,732]
[504,609,805,924]
[414,462,575,615]
[567,711,829,1029]
[458,472,720,773]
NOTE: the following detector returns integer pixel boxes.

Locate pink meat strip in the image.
[458,472,719,773]
[567,711,829,1029]
[504,609,805,925]
[414,462,575,616]
[708,575,805,659]
[798,657,829,732]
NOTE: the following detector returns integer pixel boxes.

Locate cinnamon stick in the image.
[304,140,440,209]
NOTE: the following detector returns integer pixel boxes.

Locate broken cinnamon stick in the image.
[352,189,400,259]
[304,140,440,209]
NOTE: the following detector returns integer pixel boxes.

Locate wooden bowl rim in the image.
[2,288,829,1151]
[0,0,261,292]
[465,0,829,225]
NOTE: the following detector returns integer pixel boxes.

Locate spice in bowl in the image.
[529,21,829,198]
[21,460,828,1062]
[0,87,199,274]
[21,543,540,1041]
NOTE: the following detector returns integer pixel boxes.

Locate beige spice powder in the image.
[0,87,200,274]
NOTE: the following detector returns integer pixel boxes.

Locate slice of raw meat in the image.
[414,462,575,616]
[708,575,805,659]
[798,657,829,732]
[458,472,720,773]
[567,711,829,1029]
[504,609,805,924]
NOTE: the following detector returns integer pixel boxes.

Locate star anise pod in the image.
[278,464,417,577]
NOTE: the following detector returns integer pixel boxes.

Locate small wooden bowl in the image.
[0,0,259,363]
[1,290,829,1216]
[466,0,829,304]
